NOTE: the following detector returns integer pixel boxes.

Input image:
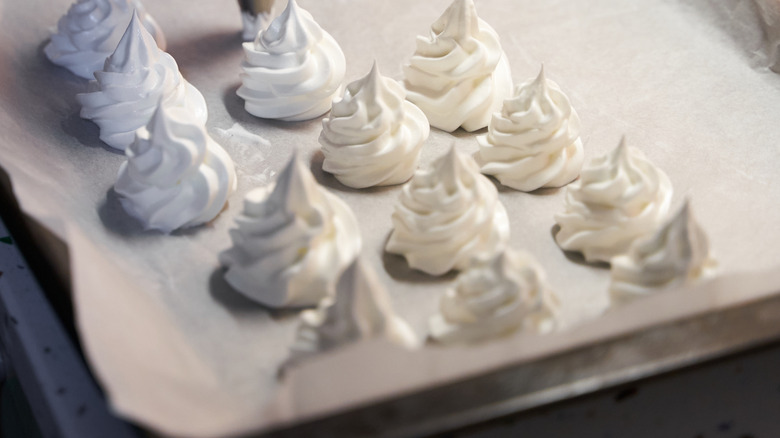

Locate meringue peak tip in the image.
[108,8,157,70]
[614,136,630,157]
[531,65,547,91]
[437,0,479,38]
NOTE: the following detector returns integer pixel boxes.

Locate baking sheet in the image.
[1,0,780,436]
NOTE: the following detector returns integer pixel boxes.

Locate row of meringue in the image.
[552,137,715,301]
[46,8,237,233]
[237,0,586,193]
[237,0,511,132]
[216,151,558,354]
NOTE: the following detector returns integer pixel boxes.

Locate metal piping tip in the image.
[238,0,276,15]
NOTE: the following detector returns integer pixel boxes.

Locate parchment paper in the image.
[1,0,780,436]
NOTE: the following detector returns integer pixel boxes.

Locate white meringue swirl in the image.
[320,62,430,188]
[288,259,417,364]
[402,0,512,132]
[237,0,346,121]
[77,12,206,151]
[45,0,166,79]
[429,249,559,345]
[554,138,673,263]
[219,152,362,308]
[610,200,716,302]
[386,146,510,276]
[114,102,237,233]
[478,66,584,192]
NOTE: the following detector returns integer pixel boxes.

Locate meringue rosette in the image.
[237,0,346,121]
[288,259,417,363]
[386,146,510,276]
[114,102,237,233]
[77,12,207,151]
[429,249,559,345]
[219,152,362,308]
[45,0,166,79]
[320,62,430,188]
[610,200,715,302]
[402,0,512,132]
[478,66,584,192]
[554,137,673,263]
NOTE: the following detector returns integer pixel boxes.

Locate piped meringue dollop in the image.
[320,62,430,188]
[610,200,715,302]
[45,0,166,79]
[114,102,237,233]
[478,66,584,192]
[219,152,362,308]
[402,0,512,132]
[237,0,346,121]
[77,12,207,151]
[386,146,510,276]
[429,249,559,345]
[554,138,673,263]
[288,259,418,363]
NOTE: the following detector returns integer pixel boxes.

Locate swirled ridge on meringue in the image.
[554,137,673,263]
[386,145,510,276]
[429,249,559,345]
[610,200,716,302]
[402,0,512,132]
[219,152,362,308]
[288,259,417,364]
[77,12,206,151]
[478,66,584,192]
[45,0,166,79]
[114,101,236,233]
[320,62,429,188]
[237,0,346,121]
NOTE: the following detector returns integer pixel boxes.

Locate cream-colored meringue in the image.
[430,249,559,345]
[45,0,166,79]
[402,0,512,132]
[478,66,584,192]
[219,152,362,308]
[386,146,510,276]
[77,12,206,151]
[288,258,418,363]
[320,62,429,188]
[237,0,345,121]
[610,200,715,302]
[114,101,236,233]
[555,138,673,263]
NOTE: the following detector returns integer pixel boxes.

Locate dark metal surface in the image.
[265,291,780,437]
[0,217,138,437]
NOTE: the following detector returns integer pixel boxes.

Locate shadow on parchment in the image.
[221,83,324,133]
[550,223,610,270]
[308,150,400,194]
[97,188,160,239]
[165,30,244,74]
[207,267,307,322]
[381,232,458,284]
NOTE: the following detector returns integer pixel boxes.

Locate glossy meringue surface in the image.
[478,66,584,192]
[403,0,512,132]
[114,102,236,233]
[554,138,673,263]
[219,152,362,308]
[430,249,559,345]
[237,0,345,121]
[320,62,429,188]
[386,146,510,276]
[610,201,715,301]
[77,12,206,151]
[289,259,417,363]
[45,0,166,79]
